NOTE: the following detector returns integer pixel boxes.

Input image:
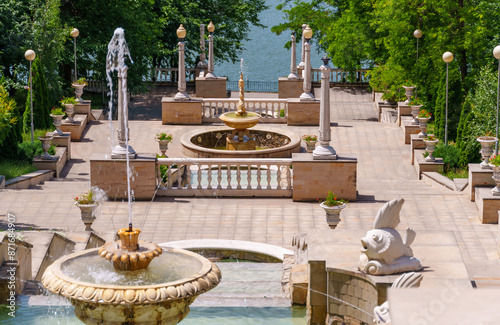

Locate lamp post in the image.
[25,49,36,143]
[442,51,453,147]
[70,28,79,81]
[206,21,217,79]
[175,24,190,101]
[288,31,299,80]
[413,29,422,99]
[313,55,336,160]
[197,24,207,68]
[494,45,500,155]
[300,25,314,101]
[297,24,307,70]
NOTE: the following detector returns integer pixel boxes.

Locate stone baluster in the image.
[167,165,173,188]
[227,167,232,189]
[186,165,192,189]
[256,166,262,190]
[177,166,183,189]
[197,166,202,189]
[266,166,272,190]
[286,166,291,190]
[277,165,282,190]
[247,164,252,189]
[236,165,242,189]
[207,166,213,189]
[217,165,222,189]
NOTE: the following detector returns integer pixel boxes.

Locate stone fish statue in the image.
[358,198,422,275]
[373,272,423,324]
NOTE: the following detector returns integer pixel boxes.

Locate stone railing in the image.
[154,68,197,83]
[201,98,287,123]
[85,79,107,93]
[309,68,369,84]
[156,158,292,197]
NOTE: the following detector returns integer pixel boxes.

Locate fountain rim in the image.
[180,126,301,156]
[41,246,221,305]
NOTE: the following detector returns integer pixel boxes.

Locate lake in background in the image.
[215,0,324,82]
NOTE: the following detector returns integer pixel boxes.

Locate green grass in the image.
[21,129,55,142]
[0,160,37,180]
[440,167,468,179]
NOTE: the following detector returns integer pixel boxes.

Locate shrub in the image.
[433,143,460,173]
[23,57,51,133]
[367,62,407,103]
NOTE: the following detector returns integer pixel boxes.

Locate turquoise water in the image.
[215,0,324,82]
[0,297,305,325]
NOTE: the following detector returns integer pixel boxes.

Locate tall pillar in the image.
[197,24,207,68]
[175,24,190,101]
[313,56,336,160]
[300,25,314,101]
[297,24,307,70]
[206,21,217,79]
[112,66,136,158]
[288,31,299,80]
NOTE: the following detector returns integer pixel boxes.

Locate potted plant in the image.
[488,155,500,196]
[155,132,173,157]
[72,77,88,102]
[75,188,99,231]
[417,109,431,138]
[60,97,77,122]
[477,133,498,169]
[301,134,318,153]
[319,191,347,228]
[409,98,423,126]
[37,135,54,159]
[402,80,416,104]
[50,107,66,136]
[423,135,439,161]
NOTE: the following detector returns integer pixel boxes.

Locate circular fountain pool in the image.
[42,247,221,325]
[181,126,301,158]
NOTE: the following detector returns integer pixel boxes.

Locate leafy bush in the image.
[23,57,51,133]
[367,62,407,103]
[433,143,460,173]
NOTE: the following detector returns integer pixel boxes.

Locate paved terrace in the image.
[0,86,498,285]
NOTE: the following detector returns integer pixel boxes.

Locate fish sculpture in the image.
[358,198,422,275]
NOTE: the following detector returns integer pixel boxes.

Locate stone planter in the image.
[50,114,64,135]
[410,105,422,126]
[38,136,53,160]
[477,136,498,169]
[488,164,500,196]
[320,202,346,228]
[305,140,317,153]
[76,203,98,231]
[64,103,75,122]
[423,138,439,161]
[417,117,430,138]
[402,86,415,104]
[72,83,85,102]
[156,139,170,157]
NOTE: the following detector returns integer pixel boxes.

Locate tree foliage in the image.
[0,84,19,146]
[23,57,50,133]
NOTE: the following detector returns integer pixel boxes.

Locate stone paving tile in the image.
[0,87,499,283]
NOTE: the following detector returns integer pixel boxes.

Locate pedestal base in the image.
[59,114,87,141]
[32,147,68,178]
[287,98,320,126]
[401,117,421,144]
[162,98,202,125]
[413,149,444,179]
[226,138,256,151]
[475,187,500,223]
[468,163,495,201]
[278,77,303,98]
[111,144,137,159]
[410,134,425,165]
[195,76,227,98]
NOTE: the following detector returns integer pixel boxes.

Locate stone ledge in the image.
[413,149,443,179]
[468,163,494,201]
[46,132,71,160]
[421,172,455,191]
[410,134,425,165]
[397,102,411,126]
[475,187,500,224]
[5,170,54,189]
[59,114,87,141]
[401,118,420,144]
[32,147,68,178]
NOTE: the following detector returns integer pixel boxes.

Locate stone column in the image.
[300,35,314,101]
[297,24,306,70]
[206,33,217,79]
[112,67,136,158]
[288,32,299,80]
[175,40,190,101]
[313,56,336,160]
[197,24,207,68]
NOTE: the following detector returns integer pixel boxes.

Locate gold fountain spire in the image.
[236,72,246,117]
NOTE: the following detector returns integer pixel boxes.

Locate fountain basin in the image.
[41,247,221,325]
[181,127,301,158]
[219,112,261,131]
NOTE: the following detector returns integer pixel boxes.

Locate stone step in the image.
[421,172,455,191]
[453,178,469,192]
[91,109,103,120]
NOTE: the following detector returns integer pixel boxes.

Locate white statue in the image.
[373,272,423,324]
[358,198,422,275]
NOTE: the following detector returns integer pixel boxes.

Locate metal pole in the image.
[416,38,419,61]
[30,60,34,143]
[445,62,449,146]
[73,37,77,81]
[496,60,500,155]
[415,38,419,99]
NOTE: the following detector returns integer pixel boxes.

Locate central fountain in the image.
[41,28,221,325]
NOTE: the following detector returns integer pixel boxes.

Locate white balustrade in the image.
[156,158,292,197]
[155,68,197,83]
[201,98,287,123]
[310,68,370,84]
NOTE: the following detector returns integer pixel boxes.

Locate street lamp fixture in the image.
[25,49,36,143]
[175,24,189,100]
[206,21,216,78]
[442,51,453,146]
[299,25,314,101]
[70,28,79,82]
[493,45,500,154]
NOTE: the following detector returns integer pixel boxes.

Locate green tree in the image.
[0,83,22,159]
[23,57,50,133]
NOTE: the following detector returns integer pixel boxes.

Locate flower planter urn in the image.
[50,114,64,136]
[38,136,53,160]
[320,202,346,228]
[305,140,317,153]
[410,105,422,126]
[402,86,415,104]
[477,136,498,169]
[417,117,430,138]
[72,83,85,102]
[76,203,98,231]
[64,103,75,122]
[488,164,500,196]
[156,139,170,157]
[423,138,439,161]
